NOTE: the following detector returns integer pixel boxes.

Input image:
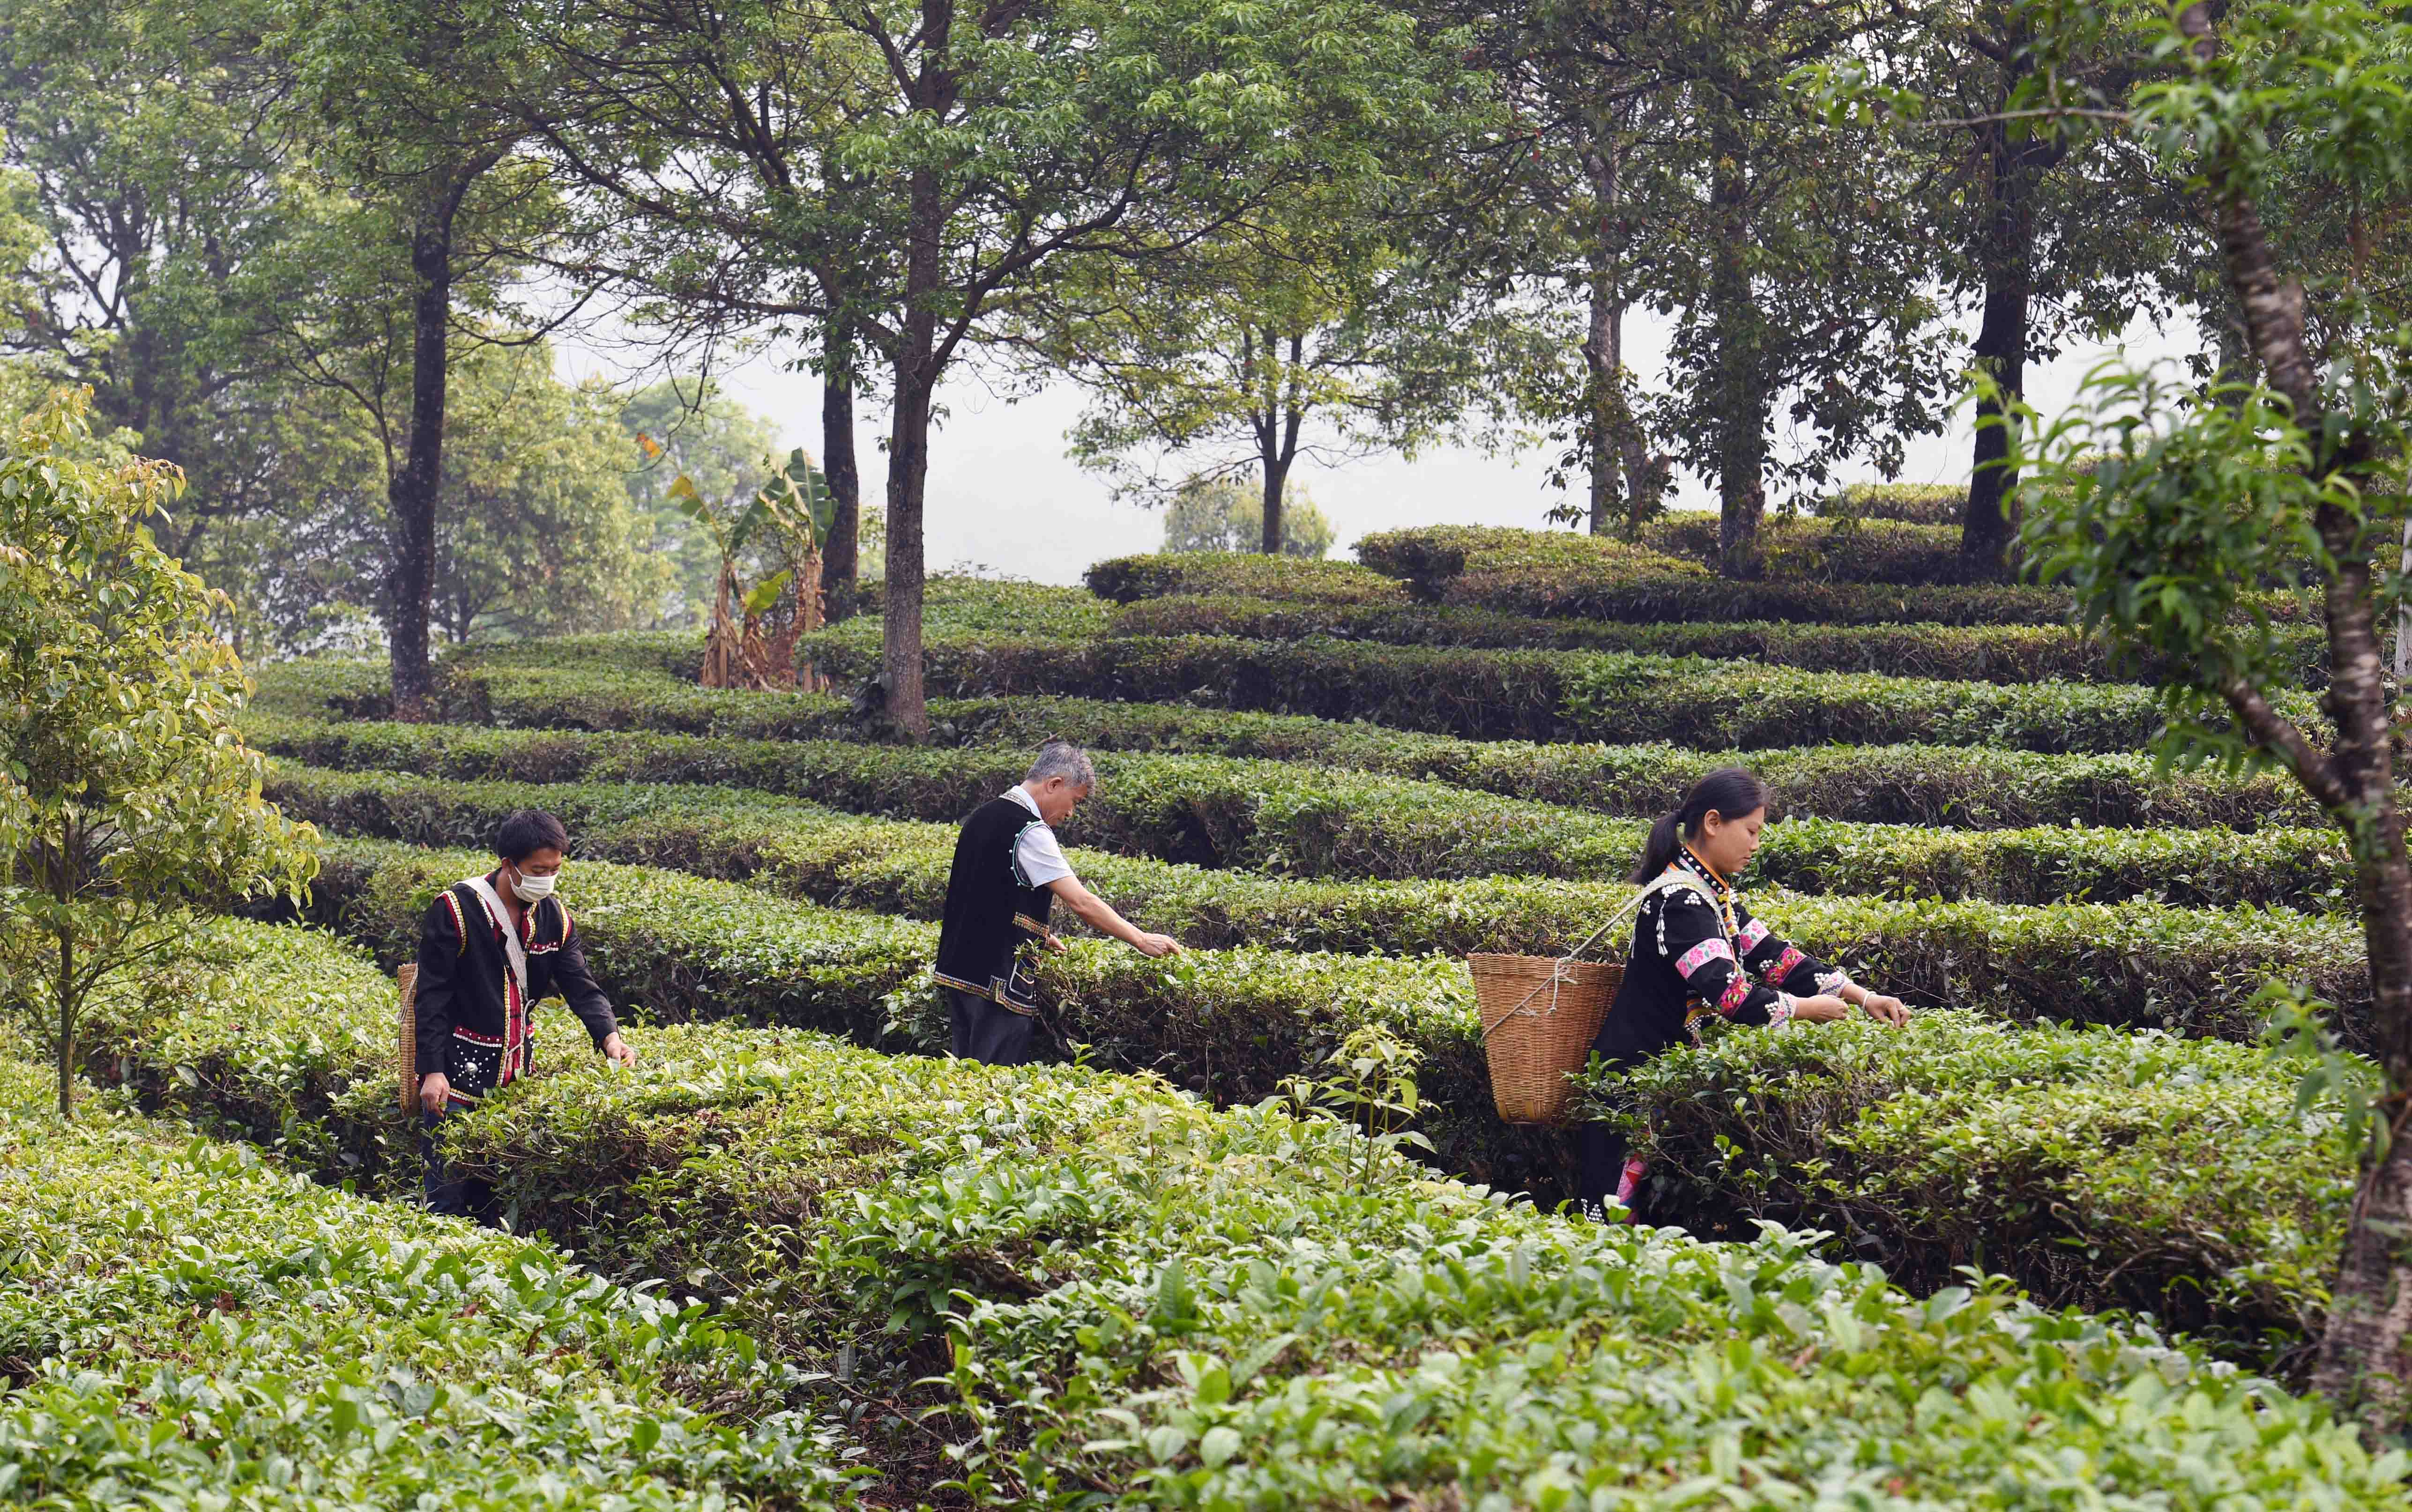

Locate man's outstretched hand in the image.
[602,1032,638,1068]
[1132,932,1182,958]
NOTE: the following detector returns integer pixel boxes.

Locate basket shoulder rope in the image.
[1480,871,1715,1040]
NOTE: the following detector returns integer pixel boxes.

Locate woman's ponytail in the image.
[1630,810,1688,884]
[1626,766,1772,883]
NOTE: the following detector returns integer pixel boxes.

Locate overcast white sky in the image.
[564,305,2196,586]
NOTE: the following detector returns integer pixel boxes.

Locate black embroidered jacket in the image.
[412,878,618,1106]
[1589,848,1844,1070]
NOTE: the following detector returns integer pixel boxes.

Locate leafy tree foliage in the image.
[1998,0,2412,1434]
[1162,479,1336,559]
[0,391,316,1117]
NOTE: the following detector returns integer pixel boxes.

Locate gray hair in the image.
[1025,739,1095,790]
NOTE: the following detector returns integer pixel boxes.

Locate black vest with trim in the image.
[935,795,1058,1007]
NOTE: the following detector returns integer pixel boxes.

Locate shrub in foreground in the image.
[0,1059,859,1508]
[78,937,2412,1507]
[1579,1011,2357,1356]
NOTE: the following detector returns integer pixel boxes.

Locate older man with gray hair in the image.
[932,739,1182,1064]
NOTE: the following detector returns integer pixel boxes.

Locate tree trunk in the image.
[1580,140,1628,538]
[1257,331,1306,555]
[1584,263,1628,538]
[1707,104,1766,579]
[1961,120,2037,577]
[822,314,863,623]
[2307,507,2412,1434]
[1261,451,1293,556]
[388,204,455,721]
[55,926,74,1119]
[883,156,942,740]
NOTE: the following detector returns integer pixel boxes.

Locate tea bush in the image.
[1358,524,2079,624]
[1817,482,1967,525]
[64,941,2411,1508]
[1109,593,2331,686]
[446,631,2225,751]
[1083,552,1411,604]
[256,724,2358,910]
[0,1060,862,1509]
[1641,512,1988,586]
[258,825,2375,1214]
[252,650,2327,832]
[1575,1011,2360,1355]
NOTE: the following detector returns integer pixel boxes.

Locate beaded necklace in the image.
[1674,844,1742,941]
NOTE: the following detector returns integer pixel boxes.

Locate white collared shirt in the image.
[1000,786,1075,888]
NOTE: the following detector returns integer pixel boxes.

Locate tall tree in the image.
[1023,196,1539,553]
[265,0,550,717]
[1815,0,2189,574]
[1652,0,1958,577]
[0,0,360,619]
[2005,0,2412,1434]
[522,0,1480,736]
[0,391,316,1118]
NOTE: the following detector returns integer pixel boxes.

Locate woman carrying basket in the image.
[1577,767,1911,1219]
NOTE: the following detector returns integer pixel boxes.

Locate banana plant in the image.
[666,446,838,689]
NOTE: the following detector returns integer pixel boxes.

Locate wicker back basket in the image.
[395,964,420,1114]
[1468,955,1622,1124]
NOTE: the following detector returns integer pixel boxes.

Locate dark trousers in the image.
[948,988,1036,1066]
[421,1108,496,1222]
[1576,1123,1648,1223]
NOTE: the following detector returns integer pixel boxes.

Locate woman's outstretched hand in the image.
[1789,994,1853,1023]
[1857,992,1911,1027]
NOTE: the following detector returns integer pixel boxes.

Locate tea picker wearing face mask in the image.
[412,808,636,1217]
[1577,767,1911,1223]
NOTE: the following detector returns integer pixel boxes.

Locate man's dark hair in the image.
[494,809,571,863]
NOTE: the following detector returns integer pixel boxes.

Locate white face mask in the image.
[509,868,558,904]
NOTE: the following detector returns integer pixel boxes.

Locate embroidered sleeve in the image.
[1656,890,1786,1028]
[414,892,464,1077]
[1734,901,1831,994]
[548,909,618,1051]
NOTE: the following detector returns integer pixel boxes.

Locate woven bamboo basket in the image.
[1468,954,1622,1125]
[395,964,420,1114]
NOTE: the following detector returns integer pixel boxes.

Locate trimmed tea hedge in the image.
[1358,524,2079,624]
[1817,482,1966,525]
[250,653,2326,832]
[1109,592,2330,686]
[257,726,2359,911]
[1641,513,1991,586]
[774,631,2216,751]
[0,1057,860,1509]
[1578,1012,2360,1356]
[1084,552,1412,605]
[72,930,2411,1507]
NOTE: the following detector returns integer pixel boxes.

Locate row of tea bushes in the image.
[0,1058,860,1509]
[77,930,2411,1508]
[1578,1012,2359,1361]
[258,723,2358,911]
[1109,592,2331,687]
[1084,551,1414,605]
[1639,513,1995,586]
[789,631,2260,752]
[1353,526,2081,623]
[278,784,2368,1062]
[283,843,1556,1193]
[1816,482,1967,525]
[249,653,2325,832]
